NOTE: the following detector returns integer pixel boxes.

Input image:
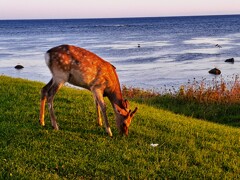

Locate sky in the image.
[0,0,240,20]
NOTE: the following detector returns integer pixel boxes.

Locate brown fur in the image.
[39,44,138,136]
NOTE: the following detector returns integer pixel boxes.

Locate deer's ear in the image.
[125,99,130,109]
[130,107,138,118]
[114,104,126,116]
[125,107,138,126]
[123,99,130,110]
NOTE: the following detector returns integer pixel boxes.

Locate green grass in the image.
[1,75,240,179]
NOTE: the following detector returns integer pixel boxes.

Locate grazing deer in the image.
[39,45,138,137]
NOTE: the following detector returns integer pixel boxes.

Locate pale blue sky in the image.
[0,0,240,19]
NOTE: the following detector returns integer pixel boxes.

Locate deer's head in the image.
[114,100,138,136]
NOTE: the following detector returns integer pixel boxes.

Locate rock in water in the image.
[225,58,234,63]
[209,68,221,75]
[14,65,24,69]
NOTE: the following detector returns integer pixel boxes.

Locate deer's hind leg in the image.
[47,81,64,130]
[95,99,103,127]
[39,78,53,126]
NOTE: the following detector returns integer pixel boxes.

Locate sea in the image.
[0,15,240,91]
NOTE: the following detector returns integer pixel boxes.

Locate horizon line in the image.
[0,13,239,21]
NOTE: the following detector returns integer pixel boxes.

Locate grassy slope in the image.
[0,75,240,179]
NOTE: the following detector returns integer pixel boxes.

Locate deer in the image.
[39,44,138,137]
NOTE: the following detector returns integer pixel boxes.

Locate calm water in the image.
[0,15,240,90]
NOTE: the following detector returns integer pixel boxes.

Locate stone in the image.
[209,68,221,75]
[14,65,24,69]
[225,58,234,63]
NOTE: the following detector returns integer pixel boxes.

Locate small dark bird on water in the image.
[215,44,222,48]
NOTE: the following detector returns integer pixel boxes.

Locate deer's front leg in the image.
[93,90,112,137]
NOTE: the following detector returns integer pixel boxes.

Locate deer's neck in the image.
[107,86,124,110]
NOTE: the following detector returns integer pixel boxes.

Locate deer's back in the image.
[45,45,119,91]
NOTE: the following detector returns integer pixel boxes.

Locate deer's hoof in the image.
[106,127,113,137]
[39,119,45,126]
[53,127,59,131]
